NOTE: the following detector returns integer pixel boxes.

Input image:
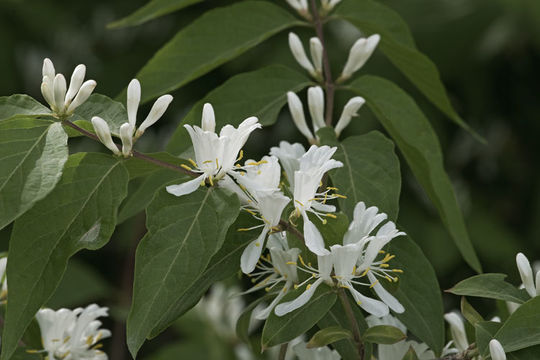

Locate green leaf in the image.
[335,0,481,140]
[316,212,349,248]
[123,152,187,179]
[236,295,272,345]
[261,284,337,348]
[386,235,445,355]
[475,321,502,357]
[132,2,303,103]
[401,346,419,360]
[447,274,529,304]
[148,212,258,338]
[0,118,68,230]
[363,325,406,344]
[307,326,353,348]
[127,187,240,358]
[349,75,482,273]
[166,65,312,155]
[461,296,484,326]
[329,131,401,221]
[108,0,202,29]
[494,297,540,352]
[72,94,128,135]
[507,346,540,360]
[1,153,128,360]
[0,95,51,121]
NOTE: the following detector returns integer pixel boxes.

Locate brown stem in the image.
[338,289,364,360]
[278,343,289,360]
[279,219,305,243]
[309,0,335,127]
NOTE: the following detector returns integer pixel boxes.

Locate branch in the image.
[338,288,364,359]
[278,343,289,360]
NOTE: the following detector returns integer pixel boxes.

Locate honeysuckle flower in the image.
[288,32,319,78]
[269,141,306,188]
[320,0,342,12]
[334,96,366,137]
[229,156,282,199]
[444,312,469,352]
[489,339,507,360]
[338,34,381,82]
[0,256,7,301]
[292,341,341,360]
[308,86,325,133]
[287,91,315,142]
[310,37,323,75]
[91,117,121,156]
[41,58,96,117]
[166,103,261,197]
[35,304,110,360]
[516,252,540,298]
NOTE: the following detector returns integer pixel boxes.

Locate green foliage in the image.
[307,326,353,348]
[349,75,482,273]
[127,187,240,357]
[448,273,529,303]
[0,118,68,230]
[494,297,540,352]
[73,94,128,135]
[460,297,484,326]
[363,325,406,344]
[401,347,419,360]
[1,153,128,360]
[0,95,50,121]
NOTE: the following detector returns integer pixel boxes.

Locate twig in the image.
[309,0,335,127]
[279,219,305,242]
[278,343,289,360]
[338,288,364,359]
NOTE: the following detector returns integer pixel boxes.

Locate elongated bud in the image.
[489,340,506,360]
[287,91,314,141]
[201,103,215,132]
[127,79,141,128]
[119,123,134,157]
[66,80,96,114]
[137,94,173,134]
[310,37,323,75]
[53,74,67,113]
[42,58,55,79]
[443,313,468,352]
[41,76,54,107]
[335,96,366,136]
[65,64,86,104]
[91,116,120,155]
[307,86,325,132]
[288,32,315,76]
[340,34,381,81]
[516,253,536,298]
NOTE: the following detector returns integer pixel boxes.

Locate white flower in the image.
[229,156,282,199]
[287,91,315,142]
[444,312,469,352]
[489,339,506,360]
[288,33,321,78]
[320,0,342,12]
[269,141,306,188]
[35,304,111,360]
[285,0,308,15]
[166,103,260,197]
[310,37,323,75]
[339,34,381,82]
[334,96,366,137]
[0,256,7,301]
[516,252,539,298]
[308,86,325,133]
[292,340,341,360]
[91,117,121,156]
[41,58,96,117]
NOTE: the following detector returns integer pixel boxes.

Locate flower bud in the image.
[119,123,134,157]
[307,86,325,132]
[288,32,315,76]
[443,312,468,352]
[91,116,120,155]
[309,37,323,75]
[127,79,141,128]
[516,252,536,298]
[489,340,506,360]
[42,58,55,80]
[53,74,67,112]
[41,76,54,107]
[66,80,96,114]
[201,103,215,132]
[285,0,307,12]
[340,34,381,81]
[335,96,365,136]
[65,64,86,104]
[137,94,174,134]
[287,91,314,141]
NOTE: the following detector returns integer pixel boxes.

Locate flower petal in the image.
[368,272,404,313]
[302,213,330,256]
[274,278,324,316]
[240,227,269,274]
[166,174,206,197]
[349,286,389,317]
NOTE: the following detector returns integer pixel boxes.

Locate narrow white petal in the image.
[201,103,216,132]
[275,278,324,316]
[489,339,507,360]
[288,32,315,75]
[138,94,173,133]
[516,252,535,298]
[349,286,389,317]
[166,174,206,197]
[254,283,290,320]
[340,34,381,80]
[307,86,325,132]
[240,228,269,274]
[287,91,314,141]
[91,117,120,155]
[127,79,141,128]
[309,37,323,74]
[302,213,329,256]
[65,64,86,103]
[368,272,404,313]
[119,123,134,156]
[444,312,468,351]
[66,80,96,114]
[53,73,67,112]
[42,58,55,79]
[335,96,365,136]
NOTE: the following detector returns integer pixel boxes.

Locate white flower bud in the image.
[288,32,315,76]
[41,76,54,107]
[516,252,536,298]
[127,79,141,128]
[340,34,381,81]
[489,340,506,360]
[53,74,67,112]
[119,123,134,157]
[66,80,96,114]
[287,91,314,141]
[335,96,365,136]
[444,312,468,352]
[285,0,307,12]
[91,116,120,155]
[307,86,325,132]
[65,64,86,104]
[137,94,173,134]
[201,103,215,132]
[309,37,323,75]
[42,58,55,80]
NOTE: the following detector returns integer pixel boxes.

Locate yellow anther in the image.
[385,275,393,282]
[334,194,347,199]
[286,261,297,265]
[392,269,404,273]
[298,255,308,267]
[203,160,213,164]
[393,277,399,282]
[356,300,362,305]
[370,280,380,288]
[208,175,214,186]
[322,219,327,225]
[236,150,244,162]
[360,268,369,277]
[295,200,305,207]
[380,263,390,268]
[244,208,257,216]
[86,336,94,346]
[351,265,357,275]
[325,213,337,219]
[294,284,299,289]
[188,158,197,167]
[180,164,193,171]
[237,228,252,232]
[379,250,386,254]
[319,181,323,187]
[265,287,271,292]
[327,187,339,191]
[306,284,312,290]
[255,242,261,247]
[200,180,205,186]
[92,343,103,350]
[308,262,312,267]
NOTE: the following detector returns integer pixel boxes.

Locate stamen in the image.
[325,213,337,219]
[369,280,379,288]
[202,160,213,164]
[236,150,244,162]
[295,200,304,207]
[188,158,197,167]
[392,269,404,273]
[327,186,339,190]
[286,261,297,265]
[180,164,193,171]
[208,175,214,186]
[215,158,219,168]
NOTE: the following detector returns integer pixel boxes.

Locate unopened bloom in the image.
[516,252,540,298]
[320,0,342,12]
[334,96,366,137]
[285,0,308,16]
[35,304,110,360]
[0,256,7,301]
[444,312,469,352]
[269,141,306,188]
[308,86,325,133]
[288,33,321,78]
[489,339,506,360]
[339,34,381,82]
[41,58,96,117]
[91,117,121,156]
[310,38,323,75]
[287,91,315,142]
[166,103,260,197]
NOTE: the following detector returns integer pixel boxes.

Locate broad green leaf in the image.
[385,235,445,355]
[123,152,188,179]
[236,295,272,345]
[0,95,51,121]
[447,274,529,304]
[108,0,202,29]
[261,284,337,348]
[0,118,68,230]
[1,153,128,360]
[507,346,540,360]
[317,212,349,248]
[166,65,312,155]
[349,75,482,273]
[401,347,419,360]
[461,296,484,326]
[132,2,303,103]
[329,131,401,221]
[494,297,540,352]
[307,326,352,348]
[127,187,240,357]
[475,321,502,357]
[363,325,406,344]
[148,212,258,338]
[335,0,480,140]
[72,94,128,135]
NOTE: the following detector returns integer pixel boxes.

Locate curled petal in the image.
[335,96,365,136]
[91,117,120,155]
[302,213,330,256]
[367,272,404,313]
[340,34,381,80]
[240,227,269,274]
[42,58,55,79]
[349,286,389,317]
[166,174,206,197]
[66,80,96,114]
[489,339,507,360]
[516,253,536,298]
[138,94,173,133]
[275,278,324,316]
